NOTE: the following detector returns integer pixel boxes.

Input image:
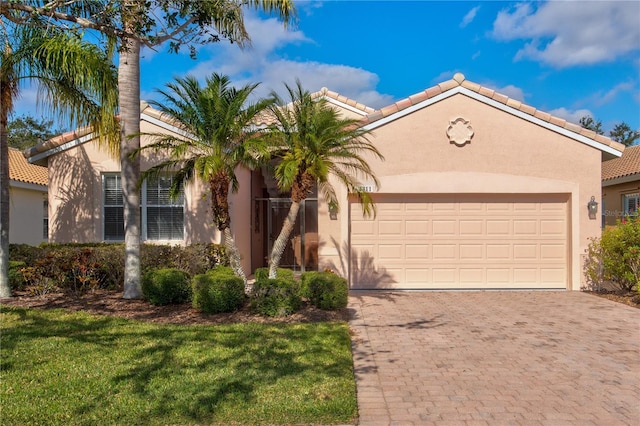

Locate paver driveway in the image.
[348,291,640,425]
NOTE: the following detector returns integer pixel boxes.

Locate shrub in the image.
[8,261,26,291]
[7,243,227,293]
[301,271,348,310]
[251,278,301,317]
[584,217,640,292]
[253,267,295,282]
[8,244,43,264]
[142,268,191,306]
[192,271,245,314]
[142,243,229,277]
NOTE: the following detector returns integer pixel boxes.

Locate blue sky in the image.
[13,0,640,134]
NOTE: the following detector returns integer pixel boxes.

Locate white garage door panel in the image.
[349,194,568,289]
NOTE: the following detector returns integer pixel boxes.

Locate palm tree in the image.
[265,81,384,279]
[140,73,274,287]
[0,25,118,298]
[1,0,296,299]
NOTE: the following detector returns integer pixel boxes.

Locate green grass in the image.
[0,306,357,425]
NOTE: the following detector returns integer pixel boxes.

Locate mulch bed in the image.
[2,288,637,326]
[584,289,640,309]
[0,289,351,325]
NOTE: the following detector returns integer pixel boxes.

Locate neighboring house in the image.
[602,144,640,227]
[8,147,48,245]
[26,73,625,290]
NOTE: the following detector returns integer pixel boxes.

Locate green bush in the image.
[251,278,301,317]
[8,244,43,264]
[584,217,640,292]
[142,268,191,306]
[8,261,26,291]
[207,266,236,277]
[253,267,295,282]
[192,271,245,314]
[7,243,228,293]
[301,271,348,310]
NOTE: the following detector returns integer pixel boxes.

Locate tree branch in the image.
[0,1,148,44]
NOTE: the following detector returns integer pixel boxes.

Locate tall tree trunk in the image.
[222,227,248,291]
[0,104,10,298]
[268,201,300,279]
[120,23,142,299]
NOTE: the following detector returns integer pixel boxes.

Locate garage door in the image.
[349,194,568,289]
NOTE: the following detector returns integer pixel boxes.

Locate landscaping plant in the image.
[251,277,302,317]
[584,216,640,292]
[301,271,349,310]
[192,267,245,314]
[141,268,191,306]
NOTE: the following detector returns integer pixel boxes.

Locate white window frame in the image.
[102,173,185,242]
[623,193,639,217]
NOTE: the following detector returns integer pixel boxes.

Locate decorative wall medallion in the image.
[447,117,474,147]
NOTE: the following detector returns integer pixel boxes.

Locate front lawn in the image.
[0,306,357,425]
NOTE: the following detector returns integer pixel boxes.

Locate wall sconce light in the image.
[329,203,338,220]
[587,196,599,220]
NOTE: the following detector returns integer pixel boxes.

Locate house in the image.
[8,147,48,245]
[26,73,625,290]
[602,144,639,227]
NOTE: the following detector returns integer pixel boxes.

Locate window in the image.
[102,173,184,241]
[43,199,49,241]
[623,193,639,217]
[103,174,125,240]
[145,175,184,240]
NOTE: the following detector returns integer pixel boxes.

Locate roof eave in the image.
[602,173,640,187]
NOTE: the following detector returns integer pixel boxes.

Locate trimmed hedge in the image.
[251,278,301,317]
[192,267,245,313]
[253,267,295,282]
[141,268,192,305]
[7,243,228,293]
[301,271,348,310]
[8,261,26,291]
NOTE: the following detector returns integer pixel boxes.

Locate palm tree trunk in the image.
[120,17,142,299]
[0,104,11,298]
[268,200,300,279]
[222,227,248,291]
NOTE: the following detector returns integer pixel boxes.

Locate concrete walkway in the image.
[348,291,640,425]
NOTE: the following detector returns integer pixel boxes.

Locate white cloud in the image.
[460,6,480,28]
[547,107,592,126]
[594,81,635,106]
[181,12,394,109]
[491,1,640,67]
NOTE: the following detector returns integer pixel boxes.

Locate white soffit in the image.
[324,97,370,116]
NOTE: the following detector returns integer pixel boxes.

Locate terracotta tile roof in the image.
[314,87,377,114]
[252,88,376,127]
[359,73,626,154]
[8,147,48,186]
[602,144,640,181]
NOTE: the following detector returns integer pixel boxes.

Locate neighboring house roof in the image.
[359,73,625,159]
[8,147,48,187]
[602,144,640,185]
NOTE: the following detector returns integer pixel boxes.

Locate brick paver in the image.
[349,291,640,425]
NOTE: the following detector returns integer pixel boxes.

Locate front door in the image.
[253,198,318,273]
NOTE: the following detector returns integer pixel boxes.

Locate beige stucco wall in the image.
[48,118,219,247]
[602,179,640,227]
[317,93,603,290]
[9,184,47,245]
